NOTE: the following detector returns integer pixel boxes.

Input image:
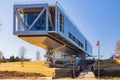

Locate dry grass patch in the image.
[94,59,120,79]
[0,61,58,77]
[114,58,120,64]
[96,59,120,70]
[0,71,45,79]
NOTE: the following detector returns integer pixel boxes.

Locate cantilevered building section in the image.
[13,2,92,65]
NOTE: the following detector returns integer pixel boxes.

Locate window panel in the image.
[60,14,64,32]
[24,12,46,31]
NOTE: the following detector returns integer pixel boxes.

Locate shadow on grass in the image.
[94,69,120,78]
[53,69,72,79]
[53,67,81,79]
[50,65,80,79]
[94,59,120,78]
[0,71,45,79]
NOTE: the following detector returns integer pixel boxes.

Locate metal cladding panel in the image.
[14,4,49,8]
[56,4,92,55]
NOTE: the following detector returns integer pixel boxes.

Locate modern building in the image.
[13,2,92,65]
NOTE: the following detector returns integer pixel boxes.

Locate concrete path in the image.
[77,69,97,80]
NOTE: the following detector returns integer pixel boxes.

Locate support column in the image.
[45,48,57,66]
[52,51,56,65]
[45,45,66,65]
[44,48,53,65]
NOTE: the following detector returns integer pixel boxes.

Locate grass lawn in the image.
[96,59,120,70]
[102,77,120,80]
[1,59,120,79]
[0,61,57,77]
[95,59,120,80]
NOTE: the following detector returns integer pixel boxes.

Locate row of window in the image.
[59,13,85,50]
[61,54,72,58]
[69,32,84,48]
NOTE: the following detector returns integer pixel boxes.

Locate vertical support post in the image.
[13,6,16,34]
[45,49,50,65]
[55,1,58,33]
[46,6,48,32]
[98,44,100,80]
[81,52,85,68]
[52,52,55,65]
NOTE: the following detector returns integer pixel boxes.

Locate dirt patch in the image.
[0,71,45,79]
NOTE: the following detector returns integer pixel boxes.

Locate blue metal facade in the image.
[13,3,92,56]
[56,4,92,55]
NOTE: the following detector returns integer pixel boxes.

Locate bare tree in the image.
[114,40,120,57]
[0,51,3,64]
[19,46,26,67]
[36,51,40,61]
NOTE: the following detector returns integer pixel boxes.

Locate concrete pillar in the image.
[45,48,53,65]
[52,52,55,65]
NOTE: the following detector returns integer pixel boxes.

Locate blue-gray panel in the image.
[13,3,92,55]
[14,4,48,8]
[56,5,92,55]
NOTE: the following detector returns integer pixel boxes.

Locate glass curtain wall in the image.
[24,12,46,31]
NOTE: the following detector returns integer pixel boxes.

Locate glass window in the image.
[85,39,87,51]
[60,14,64,32]
[69,32,84,48]
[24,12,46,31]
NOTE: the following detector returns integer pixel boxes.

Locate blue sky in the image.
[0,0,120,60]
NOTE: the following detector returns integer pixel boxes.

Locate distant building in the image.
[13,2,92,65]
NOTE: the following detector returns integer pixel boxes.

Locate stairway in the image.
[77,69,97,80]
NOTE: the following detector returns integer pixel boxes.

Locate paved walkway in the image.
[77,69,97,80]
